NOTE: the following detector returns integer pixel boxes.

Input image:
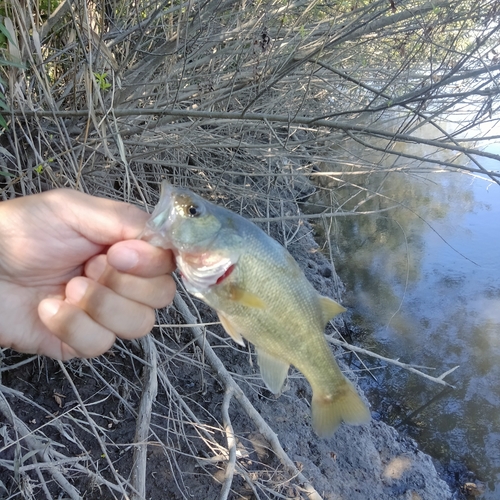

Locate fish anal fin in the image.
[256,348,289,395]
[319,296,346,324]
[218,312,245,347]
[312,379,371,438]
[229,285,266,309]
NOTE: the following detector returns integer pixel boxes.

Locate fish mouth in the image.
[177,252,236,292]
[139,181,176,248]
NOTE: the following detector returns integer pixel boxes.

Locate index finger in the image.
[105,239,176,277]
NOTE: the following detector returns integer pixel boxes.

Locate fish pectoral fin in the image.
[312,379,371,438]
[256,348,289,395]
[319,296,346,325]
[218,312,245,347]
[229,284,266,309]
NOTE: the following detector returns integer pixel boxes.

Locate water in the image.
[314,150,500,497]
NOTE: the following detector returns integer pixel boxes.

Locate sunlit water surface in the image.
[315,147,500,498]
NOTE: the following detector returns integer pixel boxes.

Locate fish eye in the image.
[187,204,203,217]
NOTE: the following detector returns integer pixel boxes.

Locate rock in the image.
[461,481,485,497]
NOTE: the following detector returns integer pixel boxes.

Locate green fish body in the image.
[142,181,370,436]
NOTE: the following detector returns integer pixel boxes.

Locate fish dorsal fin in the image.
[256,348,289,395]
[218,312,245,347]
[229,284,266,309]
[319,296,346,325]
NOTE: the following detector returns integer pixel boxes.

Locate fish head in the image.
[141,181,223,253]
[141,181,241,293]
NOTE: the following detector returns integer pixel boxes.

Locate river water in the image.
[312,145,500,497]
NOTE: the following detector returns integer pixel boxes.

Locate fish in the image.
[141,181,370,436]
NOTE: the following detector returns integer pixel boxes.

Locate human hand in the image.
[0,189,176,360]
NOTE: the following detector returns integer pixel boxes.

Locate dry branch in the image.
[11,106,500,171]
[218,387,236,500]
[130,335,158,500]
[326,335,459,388]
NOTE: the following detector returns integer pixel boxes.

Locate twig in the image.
[0,391,81,500]
[0,355,39,373]
[131,335,158,500]
[218,387,236,500]
[173,293,324,500]
[250,205,399,222]
[57,361,135,498]
[326,335,459,388]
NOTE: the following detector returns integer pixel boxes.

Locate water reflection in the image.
[309,159,500,498]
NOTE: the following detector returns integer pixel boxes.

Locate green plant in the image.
[94,72,112,91]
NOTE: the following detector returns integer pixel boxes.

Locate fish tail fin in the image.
[312,379,370,438]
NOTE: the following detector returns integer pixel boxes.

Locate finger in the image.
[65,277,156,339]
[38,298,117,359]
[85,256,175,309]
[105,240,176,277]
[48,189,151,244]
[85,253,176,308]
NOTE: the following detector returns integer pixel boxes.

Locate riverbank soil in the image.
[0,216,451,499]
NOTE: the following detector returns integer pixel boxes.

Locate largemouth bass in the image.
[141,181,370,436]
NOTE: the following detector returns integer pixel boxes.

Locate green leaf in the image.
[0,58,26,69]
[0,22,15,45]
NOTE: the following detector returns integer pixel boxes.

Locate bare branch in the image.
[326,335,458,388]
[131,335,158,500]
[218,388,236,500]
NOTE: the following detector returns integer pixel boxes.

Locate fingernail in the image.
[112,248,139,271]
[40,299,61,318]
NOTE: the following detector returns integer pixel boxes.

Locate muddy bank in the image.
[0,186,451,500]
[260,218,453,500]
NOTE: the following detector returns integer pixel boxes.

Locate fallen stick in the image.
[131,335,158,500]
[218,387,236,500]
[326,335,459,388]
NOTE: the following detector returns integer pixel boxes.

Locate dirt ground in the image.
[0,195,452,500]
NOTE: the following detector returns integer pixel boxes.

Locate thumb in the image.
[47,189,150,245]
